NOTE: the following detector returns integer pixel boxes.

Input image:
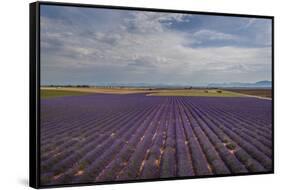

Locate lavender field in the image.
[40,94,272,185]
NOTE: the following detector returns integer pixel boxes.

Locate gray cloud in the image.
[40,5,272,85]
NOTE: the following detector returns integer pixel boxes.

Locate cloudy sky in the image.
[40,5,272,86]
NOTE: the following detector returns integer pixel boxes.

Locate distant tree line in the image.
[42,85,90,88]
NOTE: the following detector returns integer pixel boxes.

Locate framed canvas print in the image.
[29,1,274,188]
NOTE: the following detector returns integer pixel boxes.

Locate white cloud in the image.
[124,12,190,33]
[193,29,238,41]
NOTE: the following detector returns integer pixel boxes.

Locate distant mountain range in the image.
[208,80,272,88]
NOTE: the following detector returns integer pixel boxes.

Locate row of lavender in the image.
[40,94,272,185]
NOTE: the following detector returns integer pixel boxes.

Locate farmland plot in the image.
[40,94,272,185]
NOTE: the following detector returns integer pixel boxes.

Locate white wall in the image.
[0,0,279,189]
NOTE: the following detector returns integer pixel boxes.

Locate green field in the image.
[148,89,245,97]
[41,88,246,98]
[41,89,92,99]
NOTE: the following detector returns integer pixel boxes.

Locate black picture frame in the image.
[30,1,274,188]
